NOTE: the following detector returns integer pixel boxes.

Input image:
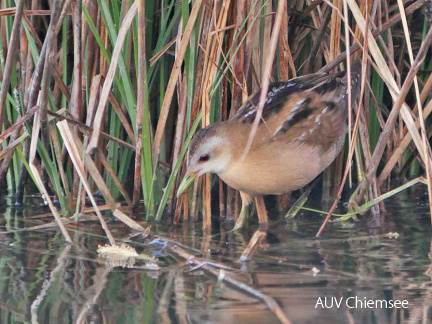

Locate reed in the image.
[0,0,431,240]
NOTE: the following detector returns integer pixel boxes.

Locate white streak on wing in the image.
[243,109,256,119]
[272,125,283,137]
[286,98,307,121]
[294,131,307,141]
[271,98,309,138]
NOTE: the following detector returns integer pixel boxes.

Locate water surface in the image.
[0,190,431,324]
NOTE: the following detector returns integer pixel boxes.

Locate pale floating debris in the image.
[98,243,139,258]
[98,243,139,268]
[385,232,400,239]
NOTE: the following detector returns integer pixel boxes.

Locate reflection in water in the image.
[0,192,431,324]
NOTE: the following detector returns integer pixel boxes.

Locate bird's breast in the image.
[217,141,340,196]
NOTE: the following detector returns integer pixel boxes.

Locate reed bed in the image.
[0,0,431,240]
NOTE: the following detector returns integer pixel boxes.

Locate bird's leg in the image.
[233,192,253,230]
[255,195,269,225]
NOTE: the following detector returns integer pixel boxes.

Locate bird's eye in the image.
[199,154,209,162]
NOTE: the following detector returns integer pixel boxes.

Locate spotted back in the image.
[234,62,362,151]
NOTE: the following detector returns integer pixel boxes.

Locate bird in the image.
[177,61,362,230]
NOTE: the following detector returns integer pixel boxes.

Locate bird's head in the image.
[177,123,233,197]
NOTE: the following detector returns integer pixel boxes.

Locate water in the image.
[0,190,431,324]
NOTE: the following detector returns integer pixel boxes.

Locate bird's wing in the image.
[233,62,362,150]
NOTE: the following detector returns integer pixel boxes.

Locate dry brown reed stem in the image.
[20,14,71,105]
[278,4,289,79]
[224,1,247,220]
[71,0,84,205]
[149,37,176,67]
[39,0,63,189]
[22,14,43,46]
[342,0,354,188]
[97,148,132,207]
[0,0,24,126]
[108,92,136,145]
[86,75,102,128]
[169,74,188,212]
[133,0,146,212]
[0,106,39,143]
[320,0,427,73]
[0,0,24,189]
[201,0,232,229]
[190,8,211,125]
[298,0,324,21]
[166,241,292,324]
[304,6,332,75]
[0,133,29,161]
[87,2,138,154]
[26,0,71,114]
[329,0,342,62]
[71,0,83,123]
[242,0,286,159]
[354,19,374,207]
[231,0,246,111]
[23,0,74,242]
[83,0,99,84]
[16,5,36,203]
[0,9,58,16]
[153,0,202,163]
[263,2,272,75]
[246,3,261,88]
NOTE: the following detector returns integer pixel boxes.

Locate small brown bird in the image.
[178,62,361,229]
